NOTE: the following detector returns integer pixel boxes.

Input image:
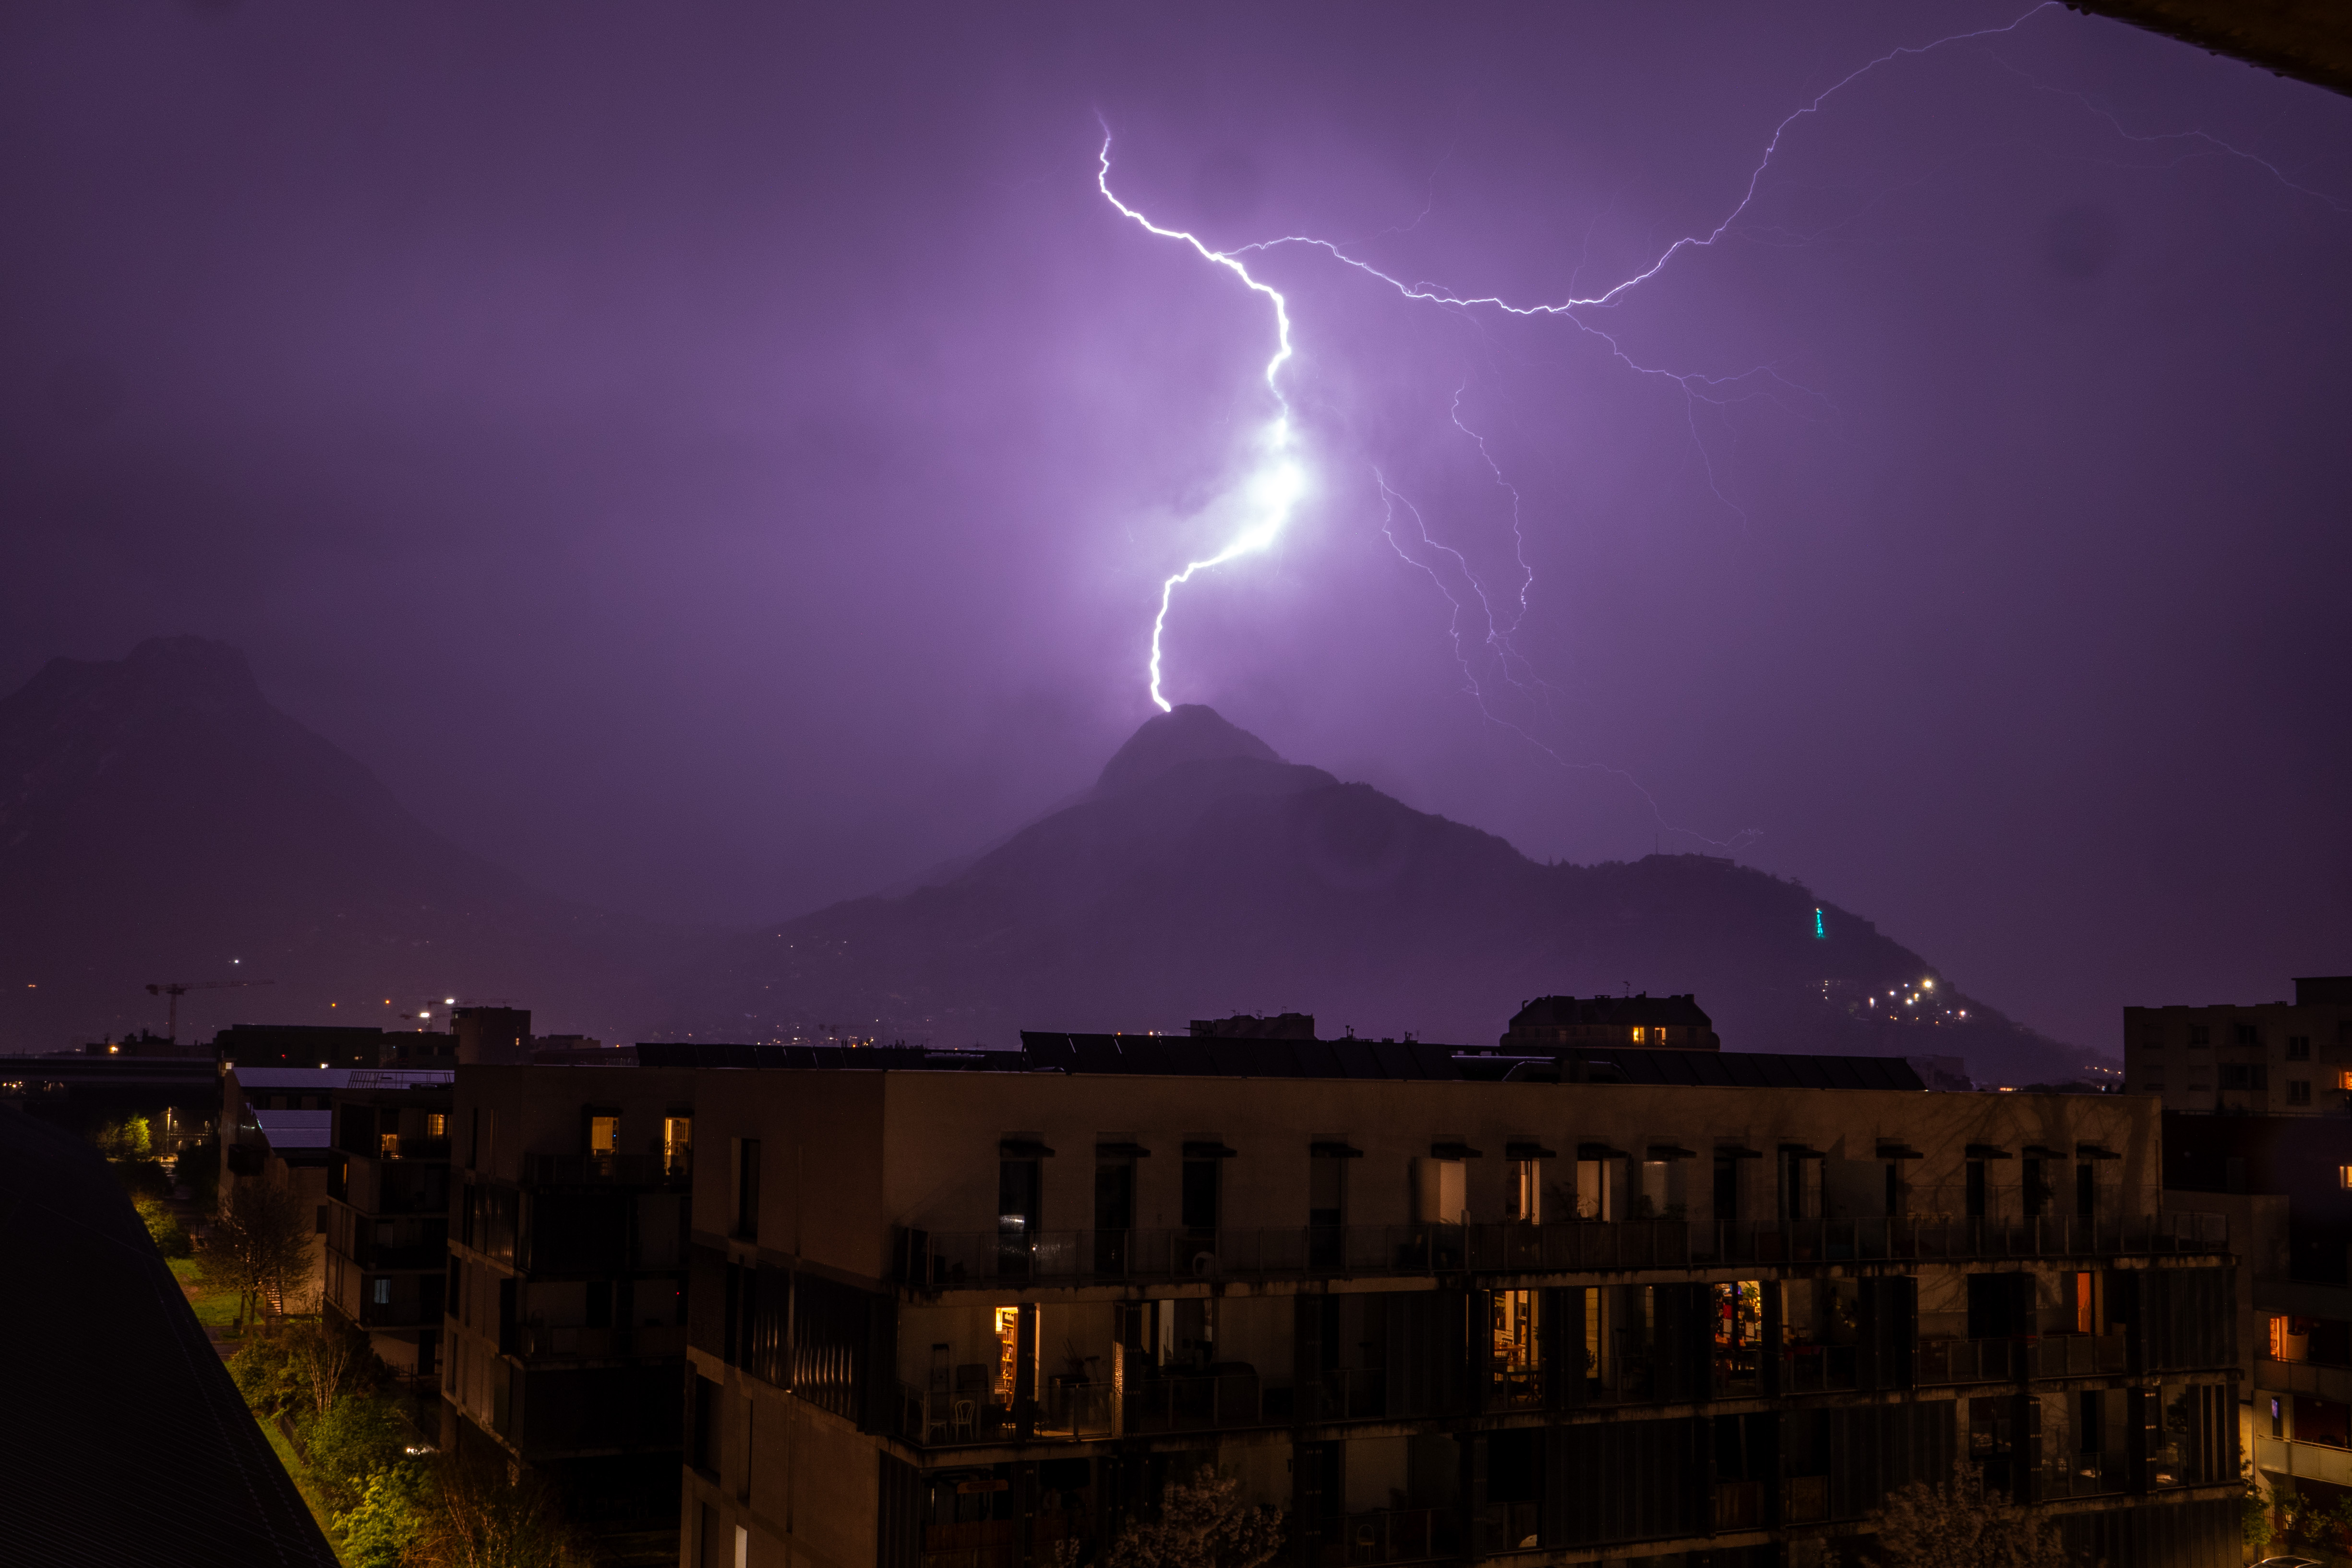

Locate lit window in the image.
[663,1115,693,1175]
[589,1114,619,1155]
[372,1278,391,1305]
[379,1131,399,1159]
[2338,1166,2352,1189]
[1630,1027,1645,1044]
[994,1306,1020,1405]
[425,1112,447,1139]
[1506,1159,1543,1222]
[2338,1071,2352,1093]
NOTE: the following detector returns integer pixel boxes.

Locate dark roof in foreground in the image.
[632,1037,1923,1090]
[0,1107,338,1568]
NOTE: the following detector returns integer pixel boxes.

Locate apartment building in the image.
[2124,976,2352,1115]
[441,1063,697,1566]
[2163,1110,2352,1532]
[590,1031,2243,1568]
[325,1069,457,1385]
[221,1065,349,1311]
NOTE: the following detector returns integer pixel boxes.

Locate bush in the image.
[135,1195,194,1257]
[336,1458,431,1568]
[230,1332,307,1418]
[301,1392,410,1515]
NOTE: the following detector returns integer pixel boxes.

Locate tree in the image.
[96,1114,152,1161]
[1067,1467,1284,1568]
[1869,1463,2067,1568]
[205,1180,315,1323]
[403,1454,575,1568]
[284,1314,377,1416]
[134,1194,194,1257]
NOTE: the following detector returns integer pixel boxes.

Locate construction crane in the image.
[145,979,274,1042]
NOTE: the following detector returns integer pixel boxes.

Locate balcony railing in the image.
[513,1323,689,1360]
[900,1212,2227,1288]
[1342,1508,1459,1566]
[520,1152,690,1188]
[1913,1334,2124,1385]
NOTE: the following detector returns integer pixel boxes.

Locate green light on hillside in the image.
[1813,908,1825,940]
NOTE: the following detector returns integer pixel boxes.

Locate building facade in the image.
[441,1064,697,1566]
[325,1068,457,1386]
[618,1034,2239,1568]
[2124,976,2352,1116]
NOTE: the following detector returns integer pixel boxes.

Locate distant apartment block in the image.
[325,1069,457,1384]
[2124,976,2352,1115]
[441,1064,696,1565]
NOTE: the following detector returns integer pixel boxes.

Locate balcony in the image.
[2256,1436,2352,1489]
[520,1153,690,1189]
[513,1323,689,1361]
[899,1212,2227,1289]
[1340,1508,1460,1566]
[2257,1356,2352,1406]
[1913,1334,2124,1385]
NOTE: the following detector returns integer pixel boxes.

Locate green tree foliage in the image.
[303,1392,408,1515]
[336,1459,431,1568]
[96,1114,152,1160]
[205,1180,315,1322]
[134,1194,194,1257]
[1869,1463,2068,1568]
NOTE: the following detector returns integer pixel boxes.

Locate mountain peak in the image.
[1095,704,1283,795]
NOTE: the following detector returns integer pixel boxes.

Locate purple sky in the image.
[3,2,2347,1053]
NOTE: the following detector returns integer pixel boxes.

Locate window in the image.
[2189,1026,2209,1047]
[2142,1077,2165,1092]
[2222,1065,2269,1091]
[2235,1024,2261,1046]
[1505,1159,1542,1222]
[2338,1166,2352,1190]
[1490,1289,1542,1404]
[663,1115,693,1176]
[425,1112,447,1139]
[2290,1081,2313,1106]
[1966,1160,1988,1219]
[2288,1036,2312,1061]
[1630,1027,1645,1044]
[1181,1155,1220,1235]
[373,1277,391,1305]
[735,1138,761,1239]
[588,1113,620,1157]
[2340,1071,2352,1093]
[380,1130,400,1159]
[316,1204,328,1233]
[1307,1151,1343,1232]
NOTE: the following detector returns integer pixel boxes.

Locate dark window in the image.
[2236,1024,2260,1046]
[468,1108,480,1170]
[1094,1155,1134,1232]
[316,1204,328,1234]
[2222,1065,2269,1091]
[2290,1081,2313,1106]
[1966,1160,1987,1219]
[1714,1156,1740,1222]
[1181,1157,1220,1233]
[2188,1026,2209,1047]
[999,1158,1042,1278]
[2289,1036,2312,1061]
[2023,1159,2048,1219]
[2076,1163,2096,1219]
[586,1280,612,1329]
[1885,1161,1905,1218]
[1309,1151,1344,1231]
[735,1138,761,1240]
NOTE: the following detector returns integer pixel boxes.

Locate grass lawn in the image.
[257,1413,354,1566]
[168,1255,244,1330]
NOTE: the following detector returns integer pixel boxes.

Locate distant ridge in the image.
[672,705,2090,1084]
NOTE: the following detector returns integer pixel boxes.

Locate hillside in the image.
[671,706,2090,1085]
[0,637,673,1048]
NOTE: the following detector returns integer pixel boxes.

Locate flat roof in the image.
[629,1037,1925,1090]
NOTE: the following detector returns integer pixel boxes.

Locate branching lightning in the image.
[1095,0,2340,842]
[1096,130,1306,713]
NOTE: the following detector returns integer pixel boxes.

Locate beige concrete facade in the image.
[2125,984,2352,1116]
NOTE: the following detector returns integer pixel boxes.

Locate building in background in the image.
[2164,1108,2352,1536]
[325,1068,457,1391]
[221,1065,350,1310]
[2124,976,2352,1116]
[1500,993,1722,1051]
[441,1061,696,1568]
[607,1029,2238,1568]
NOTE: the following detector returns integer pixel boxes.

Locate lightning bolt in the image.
[1096,129,1306,713]
[1095,0,2340,843]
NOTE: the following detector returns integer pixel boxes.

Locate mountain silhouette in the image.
[0,642,2089,1083]
[0,638,671,1047]
[676,706,2086,1084]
